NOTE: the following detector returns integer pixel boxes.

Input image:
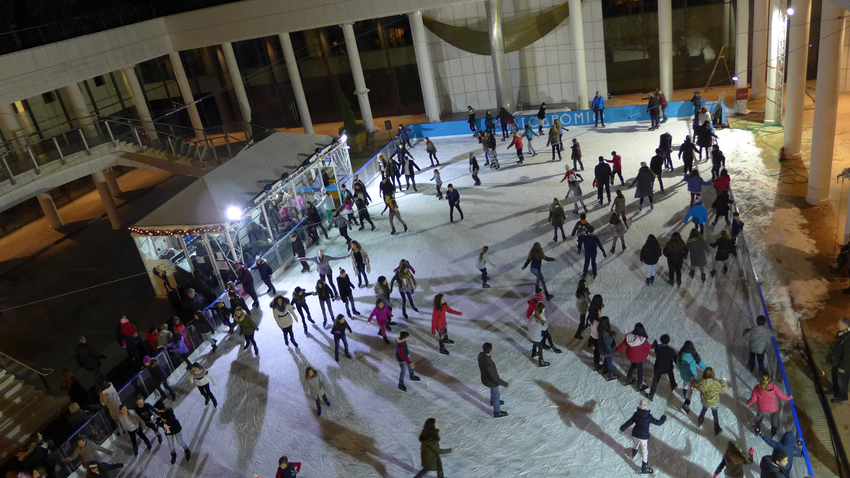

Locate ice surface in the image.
[96,119,791,478]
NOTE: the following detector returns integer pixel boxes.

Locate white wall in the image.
[426,0,607,113]
[841,27,849,92]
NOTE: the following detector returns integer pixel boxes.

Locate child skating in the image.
[431,293,462,355]
[368,299,393,344]
[396,331,422,391]
[477,246,494,288]
[619,400,667,474]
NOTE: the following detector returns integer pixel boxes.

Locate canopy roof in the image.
[133,132,335,232]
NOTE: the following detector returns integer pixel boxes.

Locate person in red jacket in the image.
[615,323,653,392]
[431,294,462,356]
[507,133,525,164]
[605,151,624,185]
[525,289,544,319]
[746,372,792,438]
[713,169,731,194]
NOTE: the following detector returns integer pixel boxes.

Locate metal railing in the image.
[730,188,815,477]
[0,350,54,391]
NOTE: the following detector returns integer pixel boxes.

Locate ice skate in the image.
[640,463,654,474]
[185,449,192,461]
[398,383,407,391]
[171,452,177,464]
[538,361,550,367]
[494,411,508,417]
[630,448,638,458]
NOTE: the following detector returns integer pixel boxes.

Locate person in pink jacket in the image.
[615,323,653,392]
[746,371,792,438]
[368,299,394,345]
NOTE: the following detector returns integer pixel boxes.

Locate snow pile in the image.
[91,119,804,478]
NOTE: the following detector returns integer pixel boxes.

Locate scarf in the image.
[191,368,208,381]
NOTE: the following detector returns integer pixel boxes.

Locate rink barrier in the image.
[731,189,815,477]
[406,100,727,139]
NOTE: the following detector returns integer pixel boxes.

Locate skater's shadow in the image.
[488,173,565,188]
[535,380,639,472]
[219,359,269,467]
[184,405,218,475]
[318,420,402,477]
[413,357,493,415]
[468,317,528,356]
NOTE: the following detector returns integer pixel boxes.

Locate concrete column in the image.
[782,0,812,157]
[37,193,64,229]
[103,168,122,196]
[221,42,253,125]
[341,23,378,132]
[408,12,442,122]
[0,102,23,150]
[64,83,98,138]
[92,171,123,229]
[487,0,515,112]
[278,33,315,134]
[121,67,159,140]
[735,0,750,112]
[752,0,769,97]
[168,51,205,139]
[14,101,36,137]
[764,0,784,124]
[806,1,846,206]
[657,0,673,99]
[568,0,589,109]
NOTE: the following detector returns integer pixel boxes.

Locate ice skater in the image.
[290,234,309,274]
[580,230,607,279]
[331,210,352,246]
[233,307,259,355]
[467,106,477,134]
[662,232,687,286]
[645,334,677,401]
[684,197,708,234]
[619,399,666,474]
[616,322,652,391]
[331,314,352,361]
[647,91,661,131]
[469,153,481,186]
[368,299,393,344]
[610,189,628,227]
[521,242,556,300]
[374,276,393,312]
[522,124,539,156]
[679,135,699,174]
[711,190,734,226]
[743,315,777,374]
[355,196,376,231]
[271,295,299,347]
[709,230,737,277]
[477,246,493,289]
[549,198,567,242]
[546,126,562,161]
[234,261,260,308]
[684,169,712,206]
[574,279,591,339]
[336,268,360,318]
[527,302,551,367]
[133,395,163,444]
[659,131,673,170]
[413,418,455,477]
[507,132,525,164]
[297,249,350,298]
[401,156,422,192]
[609,212,627,253]
[446,184,463,223]
[431,293,462,355]
[303,367,331,416]
[276,456,302,478]
[292,287,316,334]
[425,137,440,166]
[592,90,606,127]
[396,331,422,391]
[571,213,593,252]
[607,151,624,184]
[478,342,509,417]
[430,169,443,200]
[629,162,656,212]
[536,103,547,135]
[692,367,728,435]
[380,193,408,235]
[189,363,217,407]
[397,124,412,148]
[598,316,618,381]
[570,138,584,170]
[314,279,334,327]
[713,441,755,478]
[256,258,275,295]
[116,405,152,456]
[562,168,588,214]
[391,261,419,319]
[595,156,613,203]
[639,234,662,285]
[686,228,710,282]
[677,340,707,414]
[696,122,717,160]
[349,241,371,288]
[649,149,665,192]
[587,294,605,370]
[153,400,191,464]
[747,371,792,438]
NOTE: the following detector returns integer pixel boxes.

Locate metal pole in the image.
[52,137,65,165]
[225,227,240,263]
[196,144,205,168]
[1,155,15,184]
[224,132,233,158]
[210,139,219,164]
[79,129,90,154]
[180,235,195,274]
[203,234,226,291]
[27,146,40,174]
[105,121,116,146]
[133,127,142,148]
[261,205,275,242]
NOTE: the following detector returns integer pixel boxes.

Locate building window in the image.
[41,92,55,103]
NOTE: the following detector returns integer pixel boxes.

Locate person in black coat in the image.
[401,157,422,192]
[234,261,259,308]
[620,399,666,474]
[649,149,666,192]
[647,93,662,131]
[336,269,360,318]
[379,176,396,200]
[484,110,495,134]
[498,107,512,141]
[292,287,316,335]
[467,106,477,133]
[709,230,738,277]
[291,235,310,273]
[446,184,463,223]
[469,154,481,186]
[486,131,497,167]
[580,231,607,279]
[710,145,726,180]
[594,157,613,204]
[711,190,735,226]
[828,318,850,403]
[640,234,662,285]
[759,449,789,478]
[75,336,105,383]
[331,314,353,362]
[659,132,673,170]
[256,258,275,295]
[678,136,699,174]
[537,103,547,135]
[478,342,509,417]
[646,335,677,401]
[304,202,329,242]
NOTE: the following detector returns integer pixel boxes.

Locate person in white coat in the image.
[116,405,151,456]
[271,295,299,347]
[190,362,217,407]
[304,367,331,416]
[477,246,494,289]
[99,381,122,423]
[528,302,551,367]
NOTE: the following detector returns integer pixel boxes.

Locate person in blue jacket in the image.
[580,231,607,279]
[591,91,606,128]
[397,124,412,149]
[522,242,556,300]
[620,399,666,475]
[684,197,709,234]
[683,170,712,206]
[522,125,539,156]
[754,429,803,474]
[446,184,463,223]
[677,340,707,414]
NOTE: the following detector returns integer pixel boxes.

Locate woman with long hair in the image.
[391,262,419,319]
[270,295,299,347]
[367,299,394,344]
[597,316,618,381]
[692,367,728,435]
[349,241,371,288]
[521,242,556,300]
[431,294,462,355]
[713,441,755,478]
[663,232,688,286]
[233,307,259,355]
[640,234,662,285]
[549,198,567,242]
[746,371,792,438]
[574,279,591,339]
[615,323,652,391]
[528,302,552,368]
[477,246,494,289]
[608,212,627,253]
[587,294,605,369]
[687,228,711,282]
[677,340,707,414]
[189,362,217,407]
[414,418,455,478]
[303,367,331,416]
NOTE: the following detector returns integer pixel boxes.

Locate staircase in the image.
[0,367,69,465]
[112,139,212,178]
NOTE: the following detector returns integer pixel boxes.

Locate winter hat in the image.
[120,317,129,324]
[143,356,152,365]
[639,400,648,410]
[695,196,702,204]
[534,292,544,302]
[640,161,647,167]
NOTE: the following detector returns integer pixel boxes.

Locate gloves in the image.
[713,475,718,478]
[748,447,755,456]
[521,266,527,270]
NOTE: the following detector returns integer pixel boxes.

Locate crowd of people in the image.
[13,95,828,478]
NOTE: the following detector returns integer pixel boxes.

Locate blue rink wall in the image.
[409,100,727,139]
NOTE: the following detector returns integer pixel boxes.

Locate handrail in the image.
[730,187,815,477]
[0,349,54,376]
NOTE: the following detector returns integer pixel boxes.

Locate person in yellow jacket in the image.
[692,367,728,436]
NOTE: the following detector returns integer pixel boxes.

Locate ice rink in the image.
[100,117,794,478]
